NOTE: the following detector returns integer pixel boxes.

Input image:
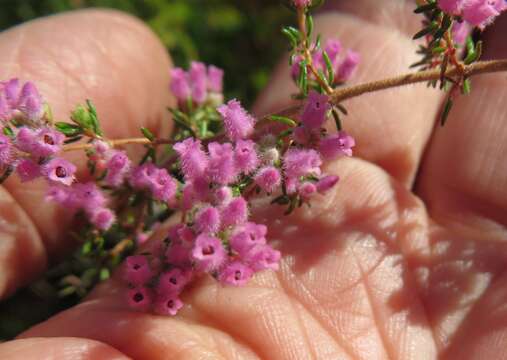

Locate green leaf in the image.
[464,39,482,64]
[141,127,155,141]
[298,60,308,96]
[462,78,472,95]
[440,97,454,126]
[332,108,342,131]
[413,22,438,40]
[86,100,103,136]
[281,26,300,48]
[99,268,110,281]
[71,105,92,129]
[81,241,93,256]
[63,136,83,144]
[269,115,297,127]
[314,34,321,50]
[414,3,437,13]
[55,122,83,137]
[58,286,76,298]
[2,126,14,138]
[322,50,334,85]
[306,13,313,39]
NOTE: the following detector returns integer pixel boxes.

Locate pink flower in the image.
[206,141,238,185]
[93,140,110,155]
[154,293,183,316]
[89,207,115,230]
[195,206,221,234]
[219,261,254,286]
[124,255,153,286]
[207,65,224,93]
[68,182,107,211]
[438,0,464,14]
[254,166,281,193]
[43,158,76,186]
[46,185,69,204]
[217,99,255,141]
[300,91,331,130]
[174,138,209,181]
[213,186,233,207]
[170,68,191,102]
[319,131,355,159]
[462,0,505,28]
[104,150,131,187]
[337,50,360,82]
[292,0,312,8]
[283,148,322,180]
[324,39,343,64]
[234,139,259,175]
[0,135,13,166]
[230,222,267,256]
[16,158,41,182]
[246,244,281,272]
[0,92,11,121]
[129,163,158,189]
[150,168,177,203]
[16,127,64,157]
[452,21,471,45]
[316,175,339,193]
[221,197,248,227]
[166,242,192,267]
[127,286,152,311]
[189,62,207,104]
[17,82,44,121]
[157,268,190,295]
[2,78,21,108]
[298,182,317,199]
[191,234,226,271]
[15,127,37,154]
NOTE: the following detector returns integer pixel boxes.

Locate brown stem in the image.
[62,60,507,154]
[62,138,174,152]
[331,59,507,103]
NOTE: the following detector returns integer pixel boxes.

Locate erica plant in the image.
[1,0,506,317]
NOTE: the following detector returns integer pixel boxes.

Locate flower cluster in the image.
[170,61,224,107]
[291,39,360,85]
[123,93,354,314]
[438,0,507,28]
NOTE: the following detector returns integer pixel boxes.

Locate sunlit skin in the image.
[1,1,507,358]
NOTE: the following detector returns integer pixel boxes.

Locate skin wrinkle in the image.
[277,261,359,359]
[351,249,392,359]
[189,284,276,360]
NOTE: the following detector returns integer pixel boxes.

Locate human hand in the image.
[1,1,507,358]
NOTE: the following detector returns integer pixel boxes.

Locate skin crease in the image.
[0,1,506,359]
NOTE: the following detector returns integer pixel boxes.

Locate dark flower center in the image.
[234,270,242,281]
[133,292,144,303]
[43,134,55,145]
[202,245,215,256]
[167,300,174,308]
[55,166,67,178]
[133,264,141,270]
[169,277,177,285]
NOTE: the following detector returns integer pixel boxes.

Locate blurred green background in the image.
[0,0,292,341]
[0,0,293,107]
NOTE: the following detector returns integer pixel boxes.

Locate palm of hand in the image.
[1,2,507,359]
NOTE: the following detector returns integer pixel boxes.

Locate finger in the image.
[416,13,507,232]
[253,0,444,186]
[0,9,173,298]
[21,159,438,359]
[0,337,129,359]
